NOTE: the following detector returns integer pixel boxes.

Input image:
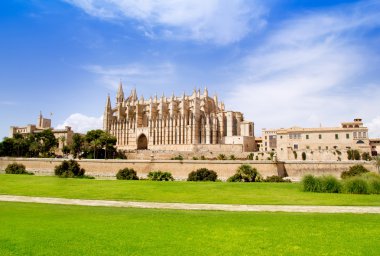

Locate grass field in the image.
[0,202,379,255]
[1,174,380,206]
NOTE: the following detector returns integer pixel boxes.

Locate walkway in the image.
[1,195,379,214]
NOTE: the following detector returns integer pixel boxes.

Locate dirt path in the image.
[0,195,379,214]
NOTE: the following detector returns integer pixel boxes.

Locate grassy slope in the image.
[1,175,380,206]
[0,202,379,255]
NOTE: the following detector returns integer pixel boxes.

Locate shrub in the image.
[264,175,290,183]
[5,163,33,175]
[217,154,226,160]
[255,156,259,160]
[171,155,184,160]
[187,168,217,181]
[229,155,236,160]
[54,160,85,178]
[344,177,369,194]
[227,164,259,182]
[200,155,206,160]
[192,156,199,160]
[247,153,254,160]
[361,152,371,161]
[302,152,306,161]
[341,164,369,179]
[116,168,139,180]
[148,171,174,181]
[320,176,341,193]
[293,151,297,160]
[369,179,380,194]
[301,175,322,192]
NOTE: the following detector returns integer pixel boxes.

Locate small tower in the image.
[116,81,124,104]
[103,94,112,132]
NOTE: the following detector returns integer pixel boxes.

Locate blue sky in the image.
[1,0,380,139]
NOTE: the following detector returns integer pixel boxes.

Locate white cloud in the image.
[56,113,103,134]
[366,117,380,138]
[84,62,176,91]
[225,1,380,136]
[63,0,266,44]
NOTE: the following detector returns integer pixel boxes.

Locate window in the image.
[294,144,299,150]
[363,132,367,138]
[326,146,328,150]
[306,135,309,139]
[346,134,349,139]
[354,132,357,138]
[264,142,267,146]
[335,134,339,140]
[319,134,322,139]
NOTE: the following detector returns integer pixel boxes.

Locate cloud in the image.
[56,113,103,134]
[63,0,266,44]
[0,101,16,106]
[366,117,380,138]
[225,1,380,136]
[84,62,176,91]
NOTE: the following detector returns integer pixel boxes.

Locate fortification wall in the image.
[283,161,377,179]
[0,157,280,180]
[1,158,377,180]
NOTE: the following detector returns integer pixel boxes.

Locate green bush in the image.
[116,168,139,180]
[229,155,236,160]
[264,175,290,183]
[341,165,369,179]
[369,179,380,194]
[302,152,306,161]
[217,154,226,160]
[192,156,199,160]
[200,155,206,160]
[187,168,217,181]
[247,153,254,160]
[293,151,297,160]
[301,175,322,192]
[320,176,341,193]
[344,177,369,194]
[4,163,33,175]
[227,164,259,182]
[171,155,184,160]
[54,160,85,178]
[147,171,174,181]
[361,152,371,161]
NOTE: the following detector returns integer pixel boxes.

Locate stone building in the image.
[370,138,380,156]
[9,112,74,150]
[262,119,371,160]
[103,83,255,152]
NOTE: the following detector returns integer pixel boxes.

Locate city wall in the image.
[0,157,378,180]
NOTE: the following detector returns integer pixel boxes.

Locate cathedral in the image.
[103,83,255,152]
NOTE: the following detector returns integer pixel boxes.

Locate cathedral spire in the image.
[106,94,111,110]
[116,81,124,103]
[204,87,208,97]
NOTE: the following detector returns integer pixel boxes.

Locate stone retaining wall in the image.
[0,158,377,180]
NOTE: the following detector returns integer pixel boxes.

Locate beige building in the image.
[103,83,255,152]
[261,119,371,160]
[370,139,380,156]
[9,113,74,150]
[261,128,278,152]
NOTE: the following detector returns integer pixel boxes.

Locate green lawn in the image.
[1,174,380,206]
[0,202,379,255]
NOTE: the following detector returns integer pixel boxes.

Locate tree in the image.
[71,133,83,158]
[227,164,259,182]
[39,129,58,156]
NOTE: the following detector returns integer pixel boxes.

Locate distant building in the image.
[261,128,278,152]
[103,83,255,152]
[370,139,380,156]
[261,119,371,160]
[9,112,74,150]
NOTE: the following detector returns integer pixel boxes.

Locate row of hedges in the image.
[116,164,288,182]
[302,165,380,194]
[3,162,289,183]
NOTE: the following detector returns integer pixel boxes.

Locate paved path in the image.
[1,195,380,214]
